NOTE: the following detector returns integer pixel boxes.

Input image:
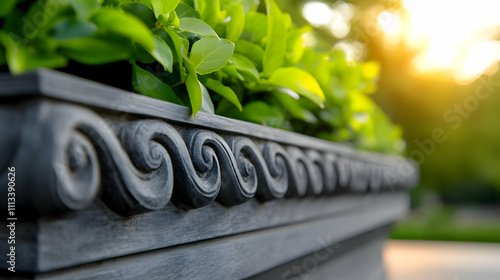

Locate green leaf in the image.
[190,36,234,75]
[0,31,67,74]
[135,43,156,64]
[122,2,157,28]
[175,2,198,18]
[230,53,259,82]
[71,0,100,20]
[181,0,195,7]
[0,0,17,18]
[185,75,202,115]
[150,34,173,72]
[267,67,325,108]
[131,0,153,9]
[262,0,287,76]
[50,20,97,41]
[199,82,215,113]
[194,0,219,28]
[234,39,264,66]
[244,11,267,44]
[224,4,244,42]
[235,0,260,13]
[285,26,311,65]
[165,28,189,79]
[58,34,133,64]
[184,58,202,115]
[271,90,317,123]
[241,101,284,127]
[89,7,155,51]
[157,13,168,27]
[222,64,244,80]
[202,77,242,111]
[168,10,180,28]
[151,0,179,18]
[22,0,72,40]
[178,17,218,37]
[2,6,23,36]
[132,62,183,104]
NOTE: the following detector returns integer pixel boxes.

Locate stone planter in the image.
[0,69,418,279]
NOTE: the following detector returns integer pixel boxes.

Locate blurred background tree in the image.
[274,0,500,241]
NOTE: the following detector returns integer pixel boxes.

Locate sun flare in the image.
[381,0,500,84]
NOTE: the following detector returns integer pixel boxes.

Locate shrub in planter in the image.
[0,2,420,277]
[0,0,403,153]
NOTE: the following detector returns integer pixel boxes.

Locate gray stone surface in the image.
[0,69,419,277]
[0,69,418,217]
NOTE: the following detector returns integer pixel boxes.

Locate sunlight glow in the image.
[302,1,355,39]
[334,41,365,62]
[455,42,500,84]
[382,0,500,84]
[377,12,402,36]
[333,1,355,21]
[301,31,318,48]
[302,2,333,27]
[329,11,351,38]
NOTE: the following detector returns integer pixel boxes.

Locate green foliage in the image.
[132,61,182,104]
[267,67,324,107]
[189,36,234,74]
[89,7,154,51]
[262,0,288,76]
[391,205,500,243]
[194,0,219,28]
[184,54,203,114]
[0,0,17,17]
[151,0,179,18]
[178,17,218,37]
[58,34,133,64]
[201,77,242,111]
[0,0,403,153]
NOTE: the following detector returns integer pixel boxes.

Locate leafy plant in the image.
[0,0,404,154]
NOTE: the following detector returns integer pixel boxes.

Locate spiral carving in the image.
[1,101,419,217]
[5,102,175,215]
[368,165,383,192]
[54,131,100,211]
[64,112,174,215]
[117,121,174,214]
[335,157,351,191]
[349,160,369,193]
[286,147,323,196]
[220,137,262,205]
[122,122,223,211]
[259,142,290,200]
[321,153,338,194]
[27,104,102,213]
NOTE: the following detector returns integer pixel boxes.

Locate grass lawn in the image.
[390,205,500,243]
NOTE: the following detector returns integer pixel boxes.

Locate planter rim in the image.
[0,69,419,275]
[0,68,419,218]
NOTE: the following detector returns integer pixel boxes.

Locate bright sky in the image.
[302,1,354,38]
[381,0,500,84]
[302,0,500,84]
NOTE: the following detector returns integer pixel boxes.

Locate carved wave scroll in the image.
[1,101,418,216]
